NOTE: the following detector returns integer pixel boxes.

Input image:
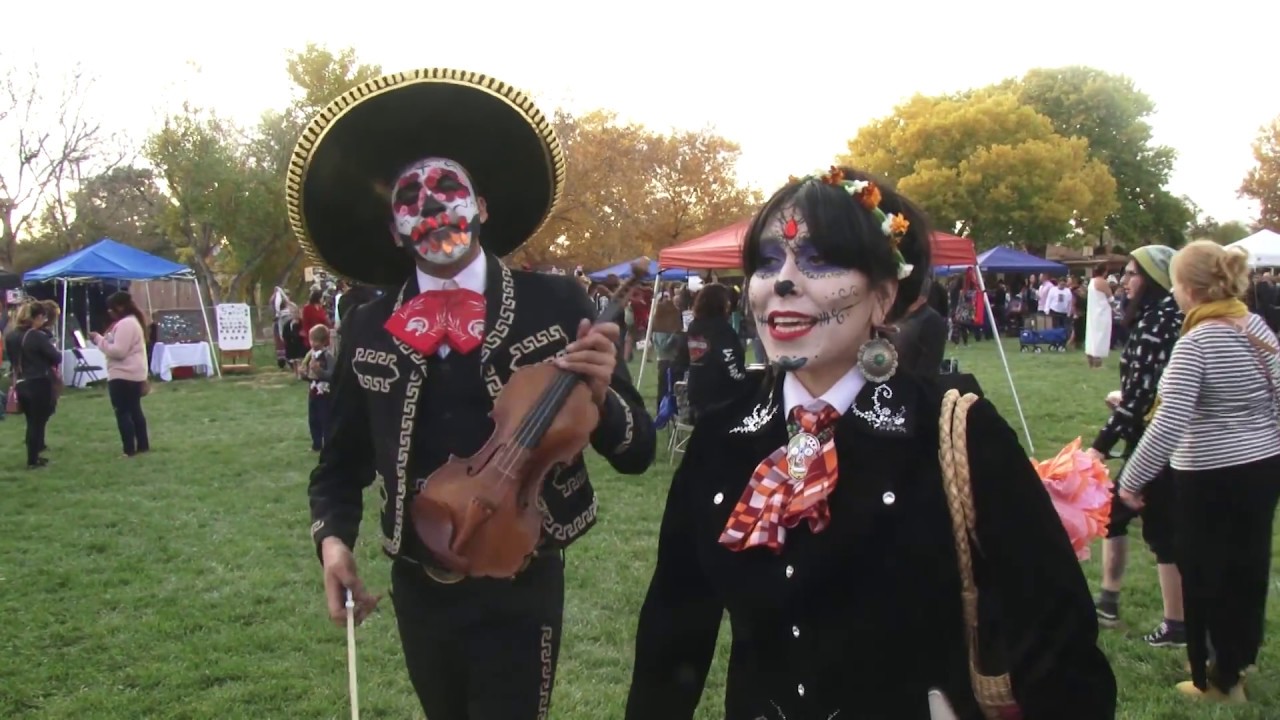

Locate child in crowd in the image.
[300,325,335,451]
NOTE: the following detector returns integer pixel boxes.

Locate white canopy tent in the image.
[1228,229,1280,268]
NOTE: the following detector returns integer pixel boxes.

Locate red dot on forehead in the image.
[782,217,799,240]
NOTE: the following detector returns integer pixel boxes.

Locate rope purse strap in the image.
[939,389,1021,720]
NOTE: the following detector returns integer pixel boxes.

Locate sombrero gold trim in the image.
[285,68,566,285]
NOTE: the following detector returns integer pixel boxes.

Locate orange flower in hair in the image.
[858,183,882,211]
[889,214,910,237]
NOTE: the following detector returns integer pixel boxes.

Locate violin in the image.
[410,277,640,579]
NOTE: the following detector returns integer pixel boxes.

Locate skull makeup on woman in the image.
[625,167,1117,720]
[391,157,488,267]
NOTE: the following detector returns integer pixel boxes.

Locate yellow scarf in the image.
[1145,298,1248,422]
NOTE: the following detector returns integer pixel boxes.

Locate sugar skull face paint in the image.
[748,202,888,372]
[391,157,485,267]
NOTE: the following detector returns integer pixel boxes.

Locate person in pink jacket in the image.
[90,291,151,457]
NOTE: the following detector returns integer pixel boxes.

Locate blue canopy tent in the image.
[587,258,694,282]
[935,246,1068,276]
[22,238,220,377]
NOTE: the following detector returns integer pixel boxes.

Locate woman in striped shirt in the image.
[1118,240,1280,703]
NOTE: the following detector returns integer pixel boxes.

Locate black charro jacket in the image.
[625,369,1116,720]
[307,253,655,567]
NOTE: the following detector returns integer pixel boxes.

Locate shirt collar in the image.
[415,250,487,295]
[782,365,866,417]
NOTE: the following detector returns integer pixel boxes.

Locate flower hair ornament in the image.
[788,167,915,280]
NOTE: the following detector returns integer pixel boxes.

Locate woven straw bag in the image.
[938,389,1023,720]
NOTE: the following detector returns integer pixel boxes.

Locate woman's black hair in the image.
[1092,264,1107,278]
[740,166,933,324]
[106,291,148,328]
[1123,261,1169,328]
[693,283,733,321]
[310,290,323,305]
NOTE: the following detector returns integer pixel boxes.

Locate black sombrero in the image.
[285,68,566,286]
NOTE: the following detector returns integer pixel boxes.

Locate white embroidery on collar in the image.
[731,402,777,434]
[848,384,907,433]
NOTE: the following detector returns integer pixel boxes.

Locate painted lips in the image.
[766,311,816,340]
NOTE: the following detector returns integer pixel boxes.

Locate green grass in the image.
[1,337,1277,719]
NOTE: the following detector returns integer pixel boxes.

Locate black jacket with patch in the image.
[307,254,656,568]
[626,370,1116,720]
[1091,295,1182,456]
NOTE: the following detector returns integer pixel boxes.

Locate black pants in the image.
[1106,464,1177,564]
[307,393,330,450]
[391,552,565,720]
[107,379,150,456]
[1176,455,1280,691]
[16,378,53,466]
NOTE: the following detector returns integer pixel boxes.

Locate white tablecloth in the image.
[150,342,215,381]
[61,348,108,388]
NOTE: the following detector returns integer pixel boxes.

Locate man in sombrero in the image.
[291,68,656,719]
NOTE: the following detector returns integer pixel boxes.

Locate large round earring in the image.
[857,329,898,383]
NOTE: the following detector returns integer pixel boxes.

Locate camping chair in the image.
[71,347,105,386]
[668,380,694,464]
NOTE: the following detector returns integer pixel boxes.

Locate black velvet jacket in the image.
[308,254,656,567]
[626,371,1116,720]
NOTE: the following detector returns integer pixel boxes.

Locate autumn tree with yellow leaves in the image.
[839,90,1117,255]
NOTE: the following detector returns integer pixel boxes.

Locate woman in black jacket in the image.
[4,303,62,469]
[682,283,748,421]
[626,167,1115,719]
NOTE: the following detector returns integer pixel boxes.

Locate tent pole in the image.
[60,278,69,350]
[635,274,662,391]
[972,269,1034,454]
[193,276,221,378]
[145,281,153,316]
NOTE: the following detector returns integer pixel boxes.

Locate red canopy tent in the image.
[658,222,978,269]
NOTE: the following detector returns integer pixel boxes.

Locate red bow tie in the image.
[384,288,486,356]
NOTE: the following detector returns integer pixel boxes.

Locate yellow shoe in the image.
[1176,680,1247,703]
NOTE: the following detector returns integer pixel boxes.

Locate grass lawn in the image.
[2,337,1277,719]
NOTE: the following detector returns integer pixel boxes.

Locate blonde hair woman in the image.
[1117,240,1280,703]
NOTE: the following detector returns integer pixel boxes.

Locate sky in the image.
[5,0,1276,227]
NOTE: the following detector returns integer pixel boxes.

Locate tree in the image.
[0,61,114,268]
[1186,198,1251,244]
[1240,116,1280,231]
[1015,67,1192,248]
[515,111,760,270]
[840,91,1117,253]
[43,166,170,256]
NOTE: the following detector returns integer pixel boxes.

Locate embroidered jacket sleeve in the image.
[1091,303,1179,455]
[572,286,656,474]
[307,305,377,559]
[967,399,1118,718]
[625,428,722,720]
[1119,338,1206,493]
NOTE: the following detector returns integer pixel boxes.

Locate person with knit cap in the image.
[1088,245,1186,648]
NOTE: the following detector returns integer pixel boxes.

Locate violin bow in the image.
[345,590,360,720]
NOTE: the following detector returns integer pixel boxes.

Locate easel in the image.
[220,349,254,374]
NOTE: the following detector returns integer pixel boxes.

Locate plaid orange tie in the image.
[719,401,842,553]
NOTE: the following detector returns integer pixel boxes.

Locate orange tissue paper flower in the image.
[1031,437,1113,562]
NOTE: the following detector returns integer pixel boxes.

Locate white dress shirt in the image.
[783,366,866,419]
[415,251,488,358]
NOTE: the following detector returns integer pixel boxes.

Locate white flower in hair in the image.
[898,263,915,280]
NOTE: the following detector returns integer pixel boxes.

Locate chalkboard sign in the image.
[215,304,253,351]
[153,310,207,344]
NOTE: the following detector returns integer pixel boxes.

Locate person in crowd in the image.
[626,166,1115,720]
[1088,246,1186,648]
[299,324,335,452]
[301,289,331,343]
[4,302,61,469]
[681,282,748,421]
[90,291,151,458]
[891,276,947,380]
[648,293,685,412]
[1084,265,1114,368]
[1117,240,1280,704]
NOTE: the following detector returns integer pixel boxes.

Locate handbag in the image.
[938,389,1023,720]
[6,330,32,415]
[141,379,152,397]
